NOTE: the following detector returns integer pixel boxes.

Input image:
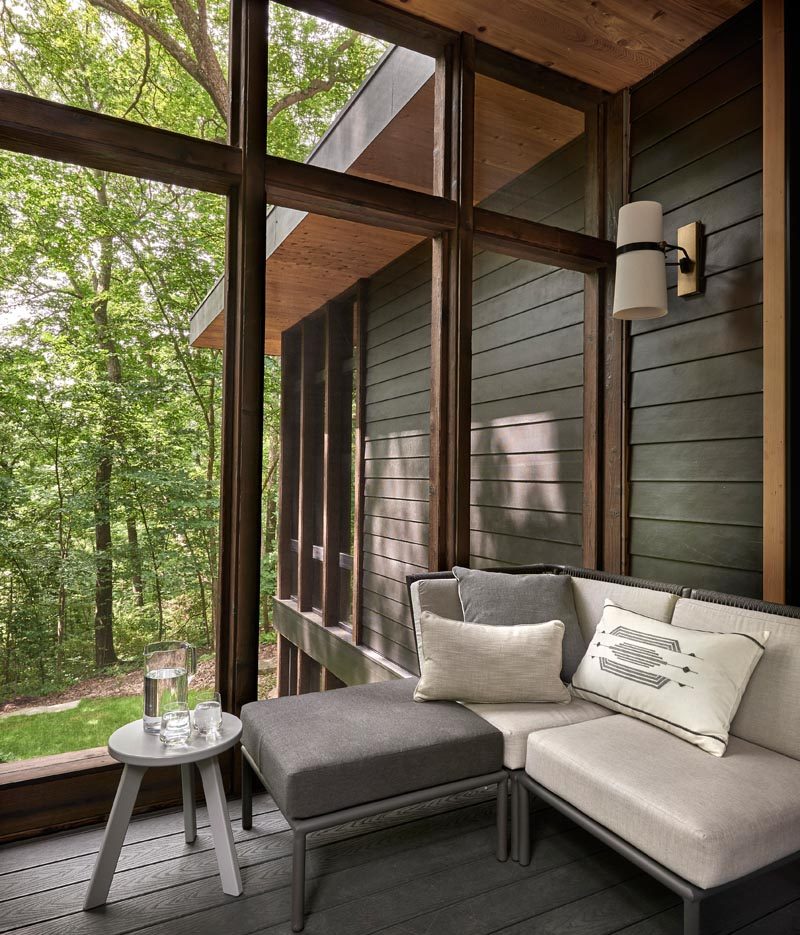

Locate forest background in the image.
[0,0,383,728]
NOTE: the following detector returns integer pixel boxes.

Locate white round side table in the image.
[84,713,243,910]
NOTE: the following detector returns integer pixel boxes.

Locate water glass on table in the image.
[193,691,223,736]
[159,702,191,745]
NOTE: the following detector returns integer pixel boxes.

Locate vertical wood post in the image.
[351,280,368,643]
[277,329,300,600]
[430,33,475,571]
[297,319,317,612]
[217,0,267,716]
[582,103,604,570]
[763,0,787,602]
[601,90,629,575]
[322,304,347,626]
[296,651,322,694]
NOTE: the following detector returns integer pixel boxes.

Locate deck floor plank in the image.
[0,792,797,935]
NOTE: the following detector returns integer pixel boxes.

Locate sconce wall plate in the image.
[677,221,703,297]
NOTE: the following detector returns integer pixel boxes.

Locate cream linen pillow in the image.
[414,611,570,704]
[571,600,768,756]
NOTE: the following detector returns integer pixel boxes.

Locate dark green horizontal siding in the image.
[627,9,763,598]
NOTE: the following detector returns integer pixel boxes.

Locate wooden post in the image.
[763,0,787,602]
[277,634,298,697]
[601,90,629,576]
[582,103,604,570]
[430,33,475,571]
[278,329,300,600]
[351,281,368,643]
[297,319,318,612]
[322,304,347,626]
[296,651,322,694]
[217,0,267,716]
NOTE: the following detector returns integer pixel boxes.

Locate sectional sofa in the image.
[241,564,800,934]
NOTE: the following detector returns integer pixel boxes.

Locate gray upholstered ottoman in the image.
[240,677,507,931]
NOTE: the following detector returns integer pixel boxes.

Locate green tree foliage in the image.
[0,0,384,703]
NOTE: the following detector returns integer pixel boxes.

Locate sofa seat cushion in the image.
[464,697,611,769]
[241,677,503,820]
[525,715,800,889]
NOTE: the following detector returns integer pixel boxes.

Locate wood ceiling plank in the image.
[375,0,751,92]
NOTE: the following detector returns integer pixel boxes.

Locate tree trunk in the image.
[127,512,145,607]
[93,451,117,667]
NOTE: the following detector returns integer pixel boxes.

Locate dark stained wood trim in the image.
[473,209,616,273]
[430,34,475,569]
[429,46,453,572]
[297,319,318,611]
[274,599,408,686]
[474,40,608,111]
[582,104,605,570]
[272,0,455,57]
[322,304,347,626]
[278,329,300,600]
[601,90,630,575]
[217,0,267,719]
[265,155,457,236]
[0,89,240,194]
[296,651,322,693]
[352,281,368,642]
[762,0,787,602]
[322,667,347,690]
[277,632,298,697]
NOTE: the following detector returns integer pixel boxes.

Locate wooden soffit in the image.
[374,0,753,92]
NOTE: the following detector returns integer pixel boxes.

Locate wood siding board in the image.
[470,480,583,514]
[629,517,762,571]
[629,555,762,599]
[629,438,763,483]
[352,280,368,645]
[360,626,419,673]
[632,129,762,212]
[629,395,763,445]
[629,349,762,408]
[472,385,584,427]
[629,480,763,527]
[631,42,762,156]
[363,514,430,546]
[470,506,582,545]
[472,323,583,379]
[469,532,582,567]
[470,451,584,483]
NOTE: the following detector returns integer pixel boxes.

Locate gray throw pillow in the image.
[414,612,571,704]
[452,567,585,681]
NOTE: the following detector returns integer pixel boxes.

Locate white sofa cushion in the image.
[414,612,570,704]
[464,697,611,769]
[525,715,800,889]
[570,576,679,644]
[570,601,767,756]
[672,597,800,760]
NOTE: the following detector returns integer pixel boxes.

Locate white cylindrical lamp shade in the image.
[612,200,668,320]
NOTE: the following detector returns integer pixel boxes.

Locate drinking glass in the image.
[159,702,191,745]
[193,691,223,736]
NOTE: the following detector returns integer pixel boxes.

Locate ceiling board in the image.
[375,0,751,91]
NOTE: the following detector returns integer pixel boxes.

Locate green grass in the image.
[0,692,212,763]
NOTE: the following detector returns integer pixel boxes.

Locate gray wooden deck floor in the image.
[1,790,799,935]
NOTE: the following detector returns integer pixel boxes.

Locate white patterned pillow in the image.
[570,600,768,756]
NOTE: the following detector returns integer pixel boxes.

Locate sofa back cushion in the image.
[570,576,680,644]
[409,578,463,671]
[453,567,585,680]
[671,598,800,760]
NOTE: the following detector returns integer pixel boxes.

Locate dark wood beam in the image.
[296,651,322,693]
[0,89,240,195]
[582,104,605,570]
[474,40,609,111]
[601,90,630,575]
[322,304,347,627]
[274,0,455,57]
[217,0,267,718]
[265,155,457,236]
[297,319,319,612]
[473,209,616,273]
[277,329,301,600]
[351,281,368,643]
[430,34,475,570]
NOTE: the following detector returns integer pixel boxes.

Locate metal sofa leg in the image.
[496,775,509,862]
[684,898,701,935]
[518,781,531,867]
[292,829,307,932]
[241,749,254,830]
[510,777,519,862]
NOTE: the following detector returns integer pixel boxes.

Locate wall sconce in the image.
[612,200,704,321]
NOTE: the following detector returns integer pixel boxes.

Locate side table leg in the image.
[181,764,197,844]
[84,764,146,910]
[198,757,243,896]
